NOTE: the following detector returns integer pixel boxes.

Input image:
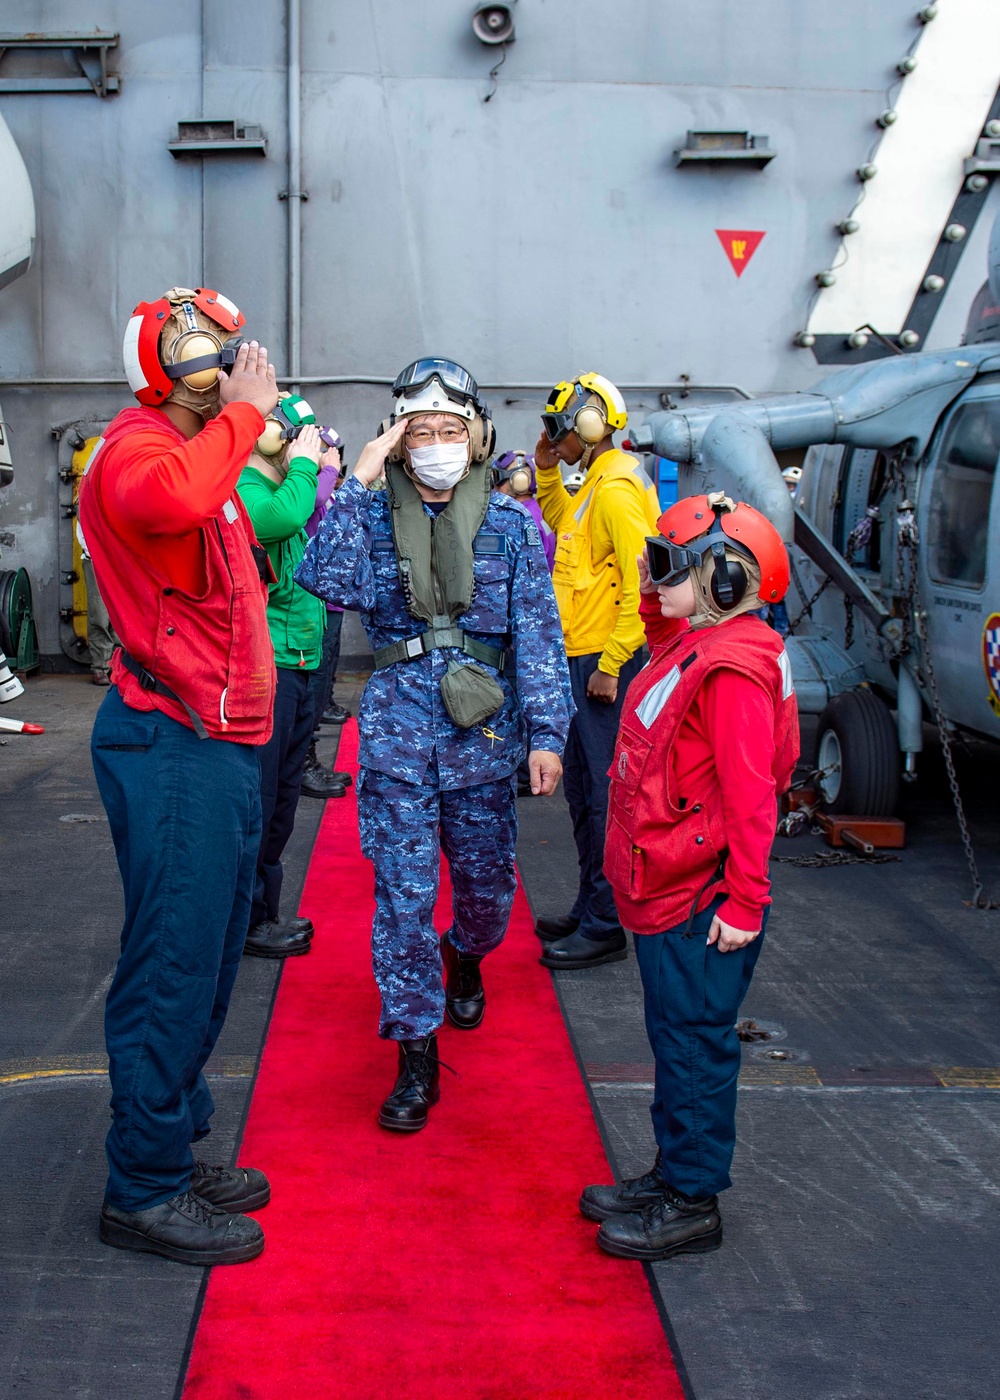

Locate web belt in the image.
[372,623,507,674]
[117,648,211,741]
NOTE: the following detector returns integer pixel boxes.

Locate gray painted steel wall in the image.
[0,0,989,653]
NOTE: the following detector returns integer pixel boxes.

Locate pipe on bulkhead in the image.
[287,0,302,390]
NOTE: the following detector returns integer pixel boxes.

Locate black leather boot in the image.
[319,701,351,725]
[441,934,485,1029]
[243,919,312,959]
[579,1150,667,1222]
[378,1035,440,1132]
[100,1190,264,1265]
[300,741,348,799]
[596,1186,722,1261]
[539,927,628,969]
[534,913,580,942]
[190,1161,271,1213]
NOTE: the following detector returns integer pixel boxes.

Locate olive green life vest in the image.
[385,461,492,623]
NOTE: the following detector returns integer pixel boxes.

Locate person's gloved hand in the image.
[528,750,563,796]
[219,340,278,419]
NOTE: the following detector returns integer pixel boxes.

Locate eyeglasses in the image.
[404,425,469,444]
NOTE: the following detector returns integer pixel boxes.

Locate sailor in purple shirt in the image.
[301,427,352,797]
[492,451,556,571]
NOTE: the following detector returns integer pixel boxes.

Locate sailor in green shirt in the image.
[237,402,344,960]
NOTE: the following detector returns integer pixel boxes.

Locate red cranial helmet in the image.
[652,493,790,605]
[122,287,246,407]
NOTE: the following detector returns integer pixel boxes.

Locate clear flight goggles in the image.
[391,358,485,413]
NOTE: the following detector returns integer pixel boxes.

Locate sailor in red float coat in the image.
[604,593,798,937]
[581,492,800,1265]
[81,302,282,1270]
[81,401,275,742]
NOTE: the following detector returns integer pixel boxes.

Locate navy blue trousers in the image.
[633,895,768,1198]
[563,650,644,938]
[309,609,343,733]
[252,666,317,928]
[92,687,261,1210]
[357,763,518,1040]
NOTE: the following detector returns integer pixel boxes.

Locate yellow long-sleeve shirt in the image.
[536,447,661,676]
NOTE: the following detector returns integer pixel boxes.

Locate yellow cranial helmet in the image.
[541,372,628,444]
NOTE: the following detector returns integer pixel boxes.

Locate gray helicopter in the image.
[630,217,1000,847]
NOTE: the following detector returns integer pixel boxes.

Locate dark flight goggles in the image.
[646,529,752,606]
[392,358,484,411]
[540,383,587,443]
[645,533,733,585]
[164,335,246,381]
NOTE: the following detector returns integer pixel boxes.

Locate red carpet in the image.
[183,722,684,1399]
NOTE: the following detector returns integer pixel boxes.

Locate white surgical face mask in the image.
[407,441,470,491]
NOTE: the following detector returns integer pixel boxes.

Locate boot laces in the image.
[173,1189,225,1224]
[400,1042,457,1086]
[192,1161,235,1182]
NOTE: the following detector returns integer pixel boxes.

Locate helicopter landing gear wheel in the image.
[814,688,899,817]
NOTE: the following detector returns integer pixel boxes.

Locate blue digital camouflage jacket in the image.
[295,474,574,790]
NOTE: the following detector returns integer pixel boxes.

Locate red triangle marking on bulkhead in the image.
[715,229,766,278]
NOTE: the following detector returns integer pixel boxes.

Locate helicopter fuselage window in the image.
[928,400,1000,589]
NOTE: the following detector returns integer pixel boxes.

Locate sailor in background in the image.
[237,394,343,962]
[297,359,572,1132]
[533,373,661,970]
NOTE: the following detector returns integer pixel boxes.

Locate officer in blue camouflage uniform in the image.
[296,359,572,1132]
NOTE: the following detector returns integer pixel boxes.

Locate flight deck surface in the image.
[2,674,999,1398]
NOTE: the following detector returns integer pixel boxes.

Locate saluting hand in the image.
[219,341,279,419]
[533,432,560,472]
[637,546,658,595]
[352,419,407,488]
[292,423,322,468]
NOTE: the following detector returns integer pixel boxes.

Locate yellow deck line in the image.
[0,1055,256,1087]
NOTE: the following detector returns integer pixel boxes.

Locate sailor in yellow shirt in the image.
[533,373,661,970]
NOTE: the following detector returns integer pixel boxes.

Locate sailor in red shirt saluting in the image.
[578,491,799,1262]
[79,288,280,1267]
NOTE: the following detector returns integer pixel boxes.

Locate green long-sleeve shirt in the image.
[237,455,325,670]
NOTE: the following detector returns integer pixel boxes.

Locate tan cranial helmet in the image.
[122,285,247,417]
[158,288,231,419]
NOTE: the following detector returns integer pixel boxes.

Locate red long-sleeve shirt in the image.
[639,592,785,931]
[94,404,265,591]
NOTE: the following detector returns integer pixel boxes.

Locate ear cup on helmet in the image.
[256,419,286,456]
[574,404,607,444]
[468,411,496,464]
[508,466,532,495]
[172,332,223,390]
[710,558,749,610]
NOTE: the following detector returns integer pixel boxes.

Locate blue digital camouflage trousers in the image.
[356,761,518,1039]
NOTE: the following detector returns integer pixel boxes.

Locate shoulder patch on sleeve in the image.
[524,521,541,548]
[776,648,794,701]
